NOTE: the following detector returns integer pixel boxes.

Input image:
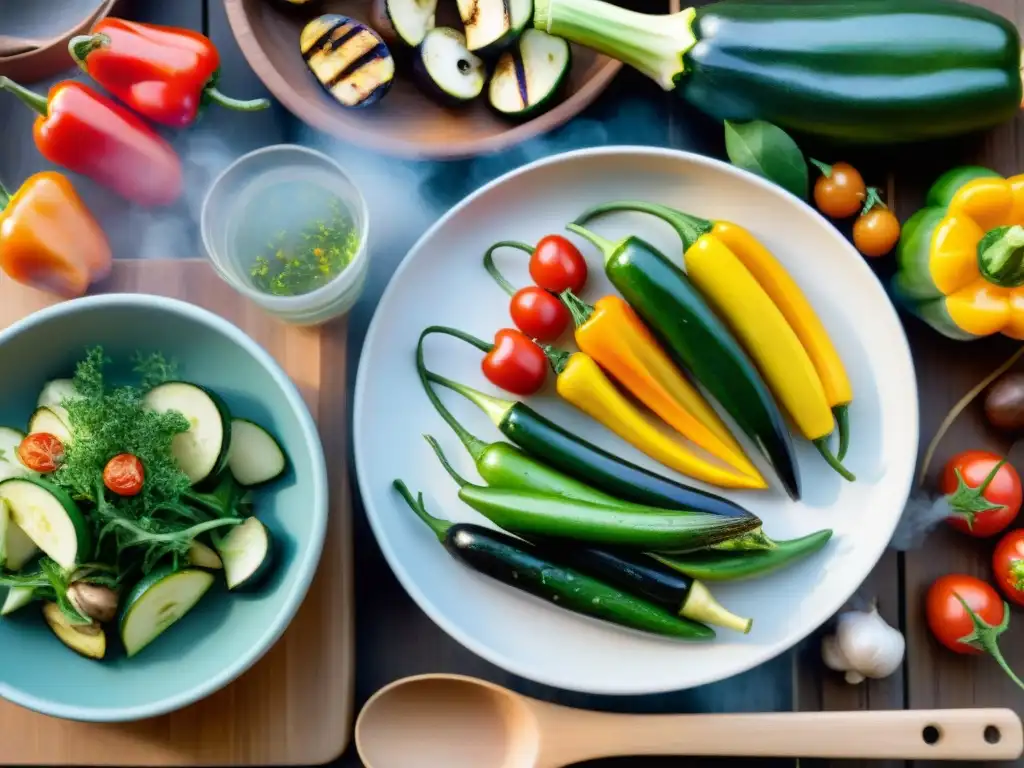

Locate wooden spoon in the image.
[355,674,1023,767]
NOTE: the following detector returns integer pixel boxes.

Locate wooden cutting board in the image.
[0,260,354,766]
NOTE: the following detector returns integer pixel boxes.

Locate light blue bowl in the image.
[0,295,328,722]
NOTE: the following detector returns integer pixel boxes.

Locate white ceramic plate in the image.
[353,147,918,695]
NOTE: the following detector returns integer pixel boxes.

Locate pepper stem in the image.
[540,344,572,375]
[422,370,515,429]
[416,329,489,461]
[559,289,595,329]
[0,76,48,116]
[483,241,532,297]
[203,85,271,113]
[0,180,10,212]
[833,404,851,462]
[393,479,451,543]
[681,580,752,634]
[68,33,109,69]
[813,438,856,482]
[977,225,1024,287]
[424,435,470,488]
[955,595,1024,691]
[709,527,777,552]
[566,222,625,266]
[574,200,713,251]
[421,324,493,354]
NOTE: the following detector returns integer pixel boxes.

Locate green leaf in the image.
[724,120,809,200]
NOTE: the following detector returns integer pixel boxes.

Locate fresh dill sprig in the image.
[132,351,177,392]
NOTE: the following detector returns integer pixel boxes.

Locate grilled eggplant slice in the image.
[489,28,570,120]
[456,0,532,54]
[300,15,395,108]
[371,0,437,48]
[414,27,485,106]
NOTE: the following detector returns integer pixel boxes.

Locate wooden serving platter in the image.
[0,260,354,766]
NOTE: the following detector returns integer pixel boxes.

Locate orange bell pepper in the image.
[561,290,764,484]
[0,172,112,298]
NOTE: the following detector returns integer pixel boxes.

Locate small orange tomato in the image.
[812,161,866,219]
[17,433,64,473]
[103,453,145,496]
[854,208,901,258]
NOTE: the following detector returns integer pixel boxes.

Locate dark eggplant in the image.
[488,28,570,120]
[300,14,395,108]
[267,0,323,14]
[371,0,437,48]
[413,28,486,105]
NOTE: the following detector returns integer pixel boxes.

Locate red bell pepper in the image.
[70,19,270,129]
[0,76,183,208]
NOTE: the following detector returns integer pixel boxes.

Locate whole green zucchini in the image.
[534,0,1023,143]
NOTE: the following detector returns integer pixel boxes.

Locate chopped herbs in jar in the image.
[249,197,360,296]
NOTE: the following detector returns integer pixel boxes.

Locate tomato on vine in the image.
[484,241,571,342]
[940,450,1021,537]
[853,188,900,258]
[993,529,1024,607]
[811,160,867,219]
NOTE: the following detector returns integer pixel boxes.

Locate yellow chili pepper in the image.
[561,291,763,483]
[552,351,767,490]
[574,200,855,477]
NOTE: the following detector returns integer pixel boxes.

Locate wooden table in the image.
[1,0,1022,766]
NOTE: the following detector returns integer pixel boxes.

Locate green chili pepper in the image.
[651,529,834,582]
[426,436,759,552]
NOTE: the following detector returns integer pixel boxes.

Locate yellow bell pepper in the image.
[573,200,854,481]
[561,291,762,483]
[893,167,1024,341]
[552,351,767,490]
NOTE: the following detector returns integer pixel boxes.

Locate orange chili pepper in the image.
[0,172,112,298]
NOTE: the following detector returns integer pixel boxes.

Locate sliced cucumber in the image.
[0,498,8,569]
[507,0,532,39]
[0,478,90,569]
[43,602,106,660]
[27,407,73,446]
[488,29,571,121]
[5,521,39,571]
[0,427,31,482]
[37,379,80,430]
[372,0,437,48]
[457,0,510,53]
[119,567,215,657]
[143,382,231,486]
[228,419,287,487]
[413,28,486,106]
[1,586,37,616]
[188,540,223,570]
[216,518,275,590]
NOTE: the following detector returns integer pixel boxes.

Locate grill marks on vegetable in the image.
[301,15,395,108]
[489,30,571,119]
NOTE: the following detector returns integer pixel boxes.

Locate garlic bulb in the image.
[822,603,905,684]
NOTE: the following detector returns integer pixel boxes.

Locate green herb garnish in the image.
[249,196,359,297]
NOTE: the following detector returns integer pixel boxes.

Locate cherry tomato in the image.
[853,207,901,258]
[926,574,1005,655]
[530,235,588,294]
[481,329,549,396]
[993,529,1024,607]
[509,286,570,342]
[103,453,145,497]
[941,450,1021,537]
[18,433,64,473]
[813,161,866,219]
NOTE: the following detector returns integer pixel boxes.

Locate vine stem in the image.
[917,346,1024,487]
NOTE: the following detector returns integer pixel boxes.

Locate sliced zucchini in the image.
[5,521,39,571]
[0,427,31,482]
[27,407,73,446]
[0,498,8,569]
[143,382,231,486]
[1,586,37,616]
[43,602,106,660]
[371,0,437,48]
[0,478,90,569]
[119,567,215,657]
[216,518,275,590]
[489,29,571,121]
[301,15,395,108]
[457,0,508,53]
[413,28,486,106]
[507,0,532,39]
[188,540,223,570]
[37,378,79,429]
[228,419,287,487]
